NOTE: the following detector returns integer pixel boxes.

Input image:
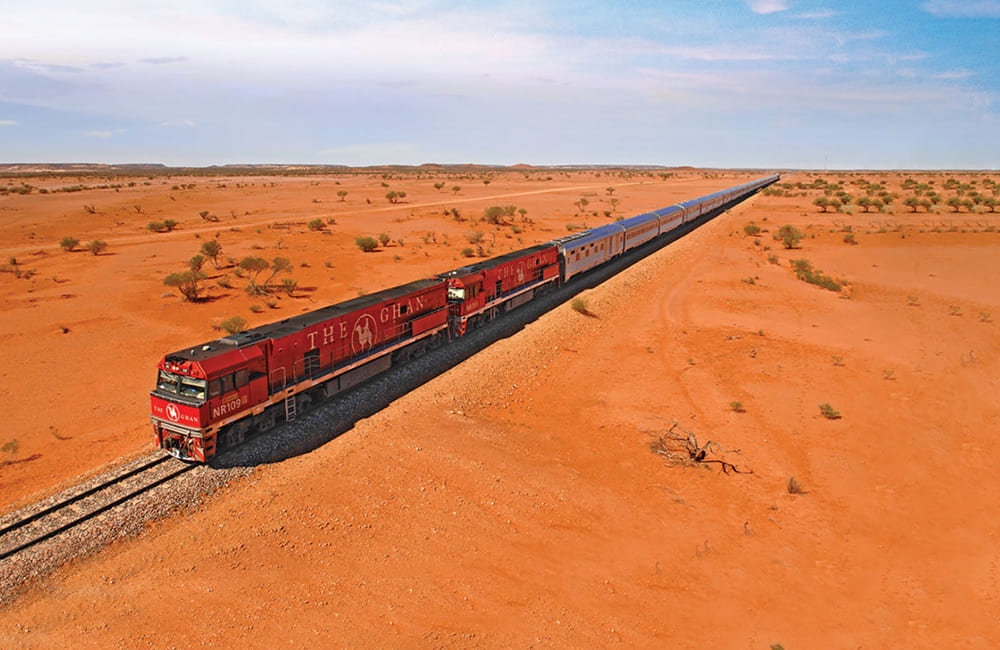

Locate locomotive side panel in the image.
[266,280,449,390]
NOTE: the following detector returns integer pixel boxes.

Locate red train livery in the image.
[440,243,560,336]
[152,278,449,461]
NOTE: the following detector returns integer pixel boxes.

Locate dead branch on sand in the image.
[648,421,753,475]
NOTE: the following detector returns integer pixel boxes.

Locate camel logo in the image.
[165,403,180,422]
[352,314,378,353]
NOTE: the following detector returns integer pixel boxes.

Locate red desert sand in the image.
[1,167,998,647]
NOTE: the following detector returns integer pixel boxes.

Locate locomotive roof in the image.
[438,242,556,278]
[166,277,445,362]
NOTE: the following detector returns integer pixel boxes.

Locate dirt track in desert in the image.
[1,167,999,647]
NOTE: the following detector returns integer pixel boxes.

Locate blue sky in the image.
[0,1,997,168]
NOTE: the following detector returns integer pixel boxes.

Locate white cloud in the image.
[0,119,19,126]
[748,0,790,15]
[922,1,1000,17]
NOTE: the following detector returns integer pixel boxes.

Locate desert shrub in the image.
[571,297,590,315]
[188,254,205,272]
[59,236,80,252]
[148,220,178,233]
[843,232,857,245]
[86,240,107,255]
[281,278,298,296]
[460,247,475,258]
[483,205,516,225]
[2,438,19,460]
[200,240,223,268]
[219,316,248,335]
[378,232,391,247]
[786,478,805,495]
[249,304,264,313]
[466,231,484,245]
[239,256,271,294]
[356,236,379,252]
[775,224,803,249]
[789,259,841,292]
[818,403,841,419]
[164,270,207,301]
[307,218,325,231]
[730,401,745,413]
[337,190,348,201]
[743,222,762,236]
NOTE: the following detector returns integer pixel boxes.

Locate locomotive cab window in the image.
[157,370,179,394]
[179,377,207,400]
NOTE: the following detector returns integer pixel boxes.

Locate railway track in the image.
[0,454,196,562]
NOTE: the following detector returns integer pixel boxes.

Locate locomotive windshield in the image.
[157,370,207,401]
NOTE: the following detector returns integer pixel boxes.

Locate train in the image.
[151,173,779,461]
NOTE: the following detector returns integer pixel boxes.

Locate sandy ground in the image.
[1,168,999,647]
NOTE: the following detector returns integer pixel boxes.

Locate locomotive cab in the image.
[151,341,268,462]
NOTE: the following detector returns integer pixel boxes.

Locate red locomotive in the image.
[151,278,449,461]
[440,243,560,336]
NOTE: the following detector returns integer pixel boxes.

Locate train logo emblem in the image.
[165,403,180,422]
[352,314,377,353]
[516,262,525,284]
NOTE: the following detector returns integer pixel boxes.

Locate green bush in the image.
[789,259,841,292]
[571,297,590,315]
[775,224,803,249]
[59,236,80,252]
[219,316,248,335]
[164,270,207,301]
[819,403,841,419]
[356,236,379,252]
